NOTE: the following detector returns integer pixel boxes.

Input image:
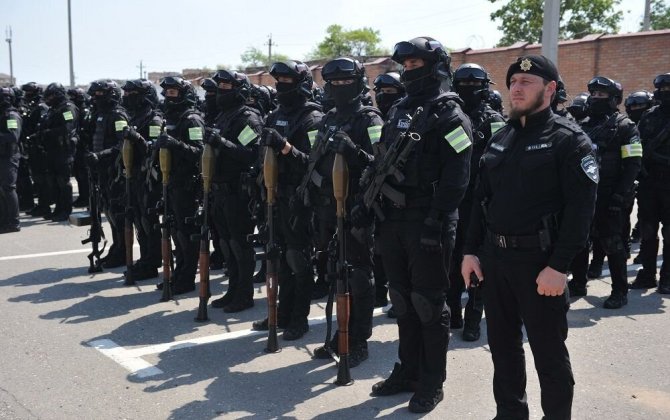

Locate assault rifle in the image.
[81,166,106,273]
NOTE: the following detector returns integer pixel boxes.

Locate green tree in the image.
[643,0,670,30]
[489,0,623,46]
[308,25,388,59]
[240,46,289,68]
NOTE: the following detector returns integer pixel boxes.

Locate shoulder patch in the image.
[7,119,18,130]
[63,111,74,121]
[367,125,382,144]
[444,125,471,153]
[188,126,203,141]
[621,143,642,158]
[238,125,257,146]
[149,125,161,138]
[581,155,599,183]
[490,121,505,135]
[307,130,318,147]
[115,120,128,132]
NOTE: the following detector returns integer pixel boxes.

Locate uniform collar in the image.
[510,106,552,129]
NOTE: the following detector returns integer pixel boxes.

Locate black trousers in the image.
[637,179,670,280]
[481,243,573,420]
[447,216,484,327]
[377,216,454,390]
[0,155,20,228]
[168,184,199,287]
[133,174,161,269]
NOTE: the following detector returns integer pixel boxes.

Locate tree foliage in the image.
[644,0,670,30]
[489,0,623,46]
[308,25,388,59]
[240,46,289,68]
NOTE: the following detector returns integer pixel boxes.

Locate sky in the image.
[1,0,648,86]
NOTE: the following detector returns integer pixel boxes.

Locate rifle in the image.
[194,143,215,322]
[357,107,424,222]
[332,151,353,386]
[122,134,135,286]
[159,145,173,302]
[295,126,337,207]
[81,166,106,273]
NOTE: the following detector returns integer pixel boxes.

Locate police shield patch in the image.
[580,155,599,183]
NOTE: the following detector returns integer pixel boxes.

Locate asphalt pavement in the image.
[0,207,668,420]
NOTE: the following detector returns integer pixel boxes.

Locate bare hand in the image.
[461,254,484,288]
[536,266,567,296]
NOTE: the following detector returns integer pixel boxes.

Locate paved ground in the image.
[0,208,668,420]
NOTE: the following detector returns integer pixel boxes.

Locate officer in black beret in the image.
[462,55,598,420]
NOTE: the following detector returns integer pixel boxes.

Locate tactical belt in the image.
[486,229,542,250]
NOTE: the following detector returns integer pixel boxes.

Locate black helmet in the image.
[44,82,67,106]
[248,84,273,115]
[21,82,42,97]
[89,79,121,107]
[321,57,367,109]
[653,73,670,90]
[269,60,313,99]
[200,78,217,94]
[625,90,654,109]
[321,57,365,81]
[567,92,589,121]
[0,86,15,109]
[453,63,491,109]
[160,76,197,108]
[392,36,452,81]
[587,76,623,104]
[653,73,670,107]
[11,86,24,107]
[373,72,404,93]
[212,70,251,96]
[555,78,568,104]
[488,89,503,114]
[123,78,158,109]
[453,63,490,87]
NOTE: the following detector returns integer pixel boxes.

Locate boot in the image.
[408,387,444,413]
[371,362,417,396]
[587,261,603,279]
[349,341,369,368]
[603,292,628,309]
[658,278,670,295]
[629,270,657,289]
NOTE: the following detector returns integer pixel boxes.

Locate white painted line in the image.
[0,244,141,262]
[89,339,164,378]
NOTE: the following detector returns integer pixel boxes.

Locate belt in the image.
[486,229,542,249]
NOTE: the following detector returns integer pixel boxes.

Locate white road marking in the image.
[89,307,388,378]
[0,244,141,262]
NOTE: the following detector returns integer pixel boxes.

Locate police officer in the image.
[551,77,571,118]
[461,55,597,420]
[41,83,79,221]
[566,92,590,123]
[568,77,641,308]
[448,63,505,341]
[631,73,670,294]
[306,57,381,367]
[21,82,50,217]
[12,86,33,212]
[200,78,219,126]
[0,87,22,233]
[251,60,323,339]
[488,89,504,116]
[369,37,472,413]
[205,70,263,312]
[121,79,164,280]
[373,72,405,118]
[625,90,654,124]
[86,80,129,268]
[155,76,205,295]
[67,87,92,208]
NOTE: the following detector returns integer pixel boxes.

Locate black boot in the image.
[629,270,657,289]
[371,362,417,396]
[408,387,444,413]
[603,292,628,309]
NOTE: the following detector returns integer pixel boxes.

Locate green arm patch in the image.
[6,119,18,130]
[149,125,161,138]
[621,143,642,158]
[63,111,74,121]
[188,127,203,141]
[490,121,505,134]
[444,125,471,153]
[367,125,382,144]
[115,120,128,132]
[238,125,258,146]
[307,130,318,147]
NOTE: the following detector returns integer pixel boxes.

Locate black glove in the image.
[328,130,358,158]
[156,133,181,150]
[85,152,99,167]
[204,128,235,148]
[122,125,143,143]
[261,128,287,152]
[420,218,443,253]
[350,203,373,229]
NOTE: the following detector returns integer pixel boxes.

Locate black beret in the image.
[505,55,559,88]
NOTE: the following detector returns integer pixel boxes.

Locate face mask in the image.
[455,86,482,111]
[656,90,670,108]
[123,94,144,112]
[568,107,587,121]
[375,92,402,116]
[204,95,218,114]
[627,109,645,124]
[588,97,612,117]
[276,82,303,107]
[328,83,360,110]
[401,65,436,96]
[216,89,240,111]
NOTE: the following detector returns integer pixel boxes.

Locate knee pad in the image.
[389,287,409,318]
[600,235,624,255]
[410,291,447,326]
[285,248,311,274]
[349,269,374,296]
[640,223,659,241]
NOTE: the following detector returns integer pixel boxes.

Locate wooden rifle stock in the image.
[332,152,352,386]
[159,147,173,302]
[195,144,215,321]
[122,137,135,286]
[263,146,280,353]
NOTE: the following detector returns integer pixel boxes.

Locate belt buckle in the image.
[497,234,507,248]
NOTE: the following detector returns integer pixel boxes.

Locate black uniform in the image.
[262,100,323,334]
[72,101,91,206]
[24,102,50,215]
[41,99,79,219]
[209,103,263,311]
[0,106,22,232]
[634,104,670,291]
[446,102,504,337]
[464,107,598,420]
[570,112,641,302]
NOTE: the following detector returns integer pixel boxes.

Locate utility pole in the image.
[265,34,275,64]
[138,60,144,79]
[5,26,13,85]
[541,0,560,66]
[642,0,651,31]
[68,0,75,87]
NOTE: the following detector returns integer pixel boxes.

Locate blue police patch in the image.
[580,155,599,183]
